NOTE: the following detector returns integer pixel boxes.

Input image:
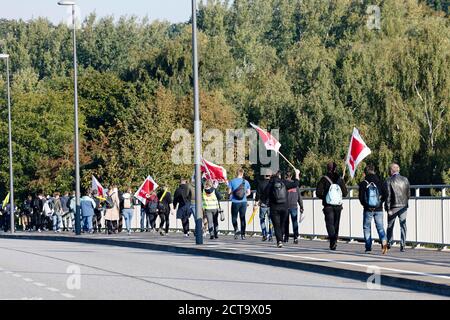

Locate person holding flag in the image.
[157,186,173,236]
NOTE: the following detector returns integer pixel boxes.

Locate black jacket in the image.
[173,184,192,209]
[287,186,304,210]
[256,179,270,206]
[384,174,410,211]
[316,173,348,207]
[264,177,299,211]
[358,174,386,211]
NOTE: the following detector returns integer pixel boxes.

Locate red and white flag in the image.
[346,128,372,179]
[91,175,105,197]
[134,176,159,205]
[201,158,228,183]
[250,123,281,153]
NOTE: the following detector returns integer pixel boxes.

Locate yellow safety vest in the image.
[202,190,219,210]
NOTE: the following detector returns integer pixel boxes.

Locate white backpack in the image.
[324,176,343,206]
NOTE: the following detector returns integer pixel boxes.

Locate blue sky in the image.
[1,0,193,24]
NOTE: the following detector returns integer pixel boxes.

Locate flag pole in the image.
[342,160,347,180]
[279,152,297,171]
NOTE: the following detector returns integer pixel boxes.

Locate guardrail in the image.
[163,185,450,247]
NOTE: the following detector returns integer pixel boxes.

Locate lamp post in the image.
[0,53,14,234]
[58,0,81,235]
[191,0,203,245]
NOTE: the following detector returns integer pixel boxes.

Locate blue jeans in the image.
[363,210,387,250]
[123,208,133,232]
[286,208,299,239]
[140,207,146,230]
[82,216,93,232]
[52,215,62,231]
[259,206,273,238]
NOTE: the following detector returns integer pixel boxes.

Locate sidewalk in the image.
[1,231,449,297]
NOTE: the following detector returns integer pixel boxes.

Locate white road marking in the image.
[224,246,450,281]
[60,293,75,299]
[46,287,60,292]
[12,274,22,278]
[33,282,46,287]
[4,271,13,274]
[23,278,33,282]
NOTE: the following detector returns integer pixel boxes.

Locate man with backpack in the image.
[256,171,273,242]
[358,165,388,254]
[283,171,304,244]
[227,168,251,240]
[157,186,173,236]
[316,162,348,251]
[264,169,300,248]
[145,191,159,232]
[384,163,410,252]
[52,192,63,233]
[121,188,134,235]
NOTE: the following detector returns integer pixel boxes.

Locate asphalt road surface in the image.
[0,239,446,300]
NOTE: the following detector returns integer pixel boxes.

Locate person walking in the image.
[121,188,134,235]
[68,191,76,232]
[22,196,33,231]
[384,163,410,252]
[173,179,193,237]
[256,171,273,242]
[359,165,388,254]
[52,192,63,233]
[283,171,304,244]
[227,168,251,240]
[92,190,104,233]
[80,191,96,234]
[104,186,120,234]
[145,191,159,232]
[157,186,173,236]
[316,162,348,251]
[60,192,70,231]
[264,169,300,248]
[202,179,221,240]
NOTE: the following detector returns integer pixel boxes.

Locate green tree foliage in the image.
[0,0,448,201]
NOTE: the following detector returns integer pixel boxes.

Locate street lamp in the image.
[0,53,15,234]
[58,0,81,235]
[191,0,203,245]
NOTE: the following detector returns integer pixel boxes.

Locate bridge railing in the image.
[161,184,449,247]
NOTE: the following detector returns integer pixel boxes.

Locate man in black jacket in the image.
[316,162,348,251]
[384,163,410,252]
[283,171,304,244]
[358,165,388,254]
[256,171,273,242]
[264,169,300,248]
[173,179,193,237]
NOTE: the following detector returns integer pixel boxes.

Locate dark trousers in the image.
[159,212,170,233]
[146,212,157,230]
[271,208,288,243]
[387,207,408,247]
[106,220,118,234]
[32,211,42,230]
[93,211,102,232]
[231,202,247,234]
[284,208,299,241]
[181,217,190,234]
[323,206,342,248]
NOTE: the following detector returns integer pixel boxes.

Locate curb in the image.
[1,234,449,297]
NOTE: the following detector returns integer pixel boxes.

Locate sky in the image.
[0,0,193,24]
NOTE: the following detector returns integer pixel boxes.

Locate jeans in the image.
[363,210,387,250]
[140,208,147,230]
[52,214,62,231]
[123,208,134,232]
[284,208,299,240]
[387,207,408,247]
[270,208,288,243]
[259,206,273,238]
[82,215,93,232]
[323,206,342,248]
[231,202,247,235]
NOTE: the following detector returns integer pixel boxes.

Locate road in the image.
[0,239,446,300]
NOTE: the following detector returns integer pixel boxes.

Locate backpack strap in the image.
[323,176,333,185]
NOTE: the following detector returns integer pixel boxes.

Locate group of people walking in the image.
[0,161,410,254]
